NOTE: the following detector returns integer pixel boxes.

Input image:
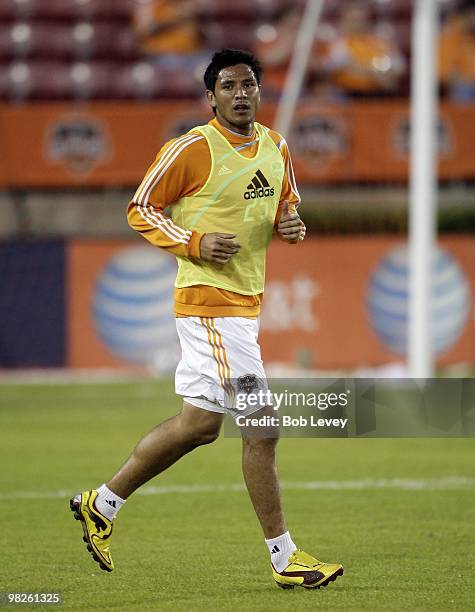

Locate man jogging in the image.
[70,48,343,591]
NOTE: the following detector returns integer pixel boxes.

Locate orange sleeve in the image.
[127,132,211,258]
[268,130,301,228]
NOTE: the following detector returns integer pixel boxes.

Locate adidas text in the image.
[244,186,275,200]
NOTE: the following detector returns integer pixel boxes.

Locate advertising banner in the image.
[1,102,475,187]
[67,236,475,370]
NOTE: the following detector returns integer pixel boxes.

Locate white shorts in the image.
[175,316,269,418]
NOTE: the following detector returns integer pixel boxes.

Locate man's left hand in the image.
[277,201,306,243]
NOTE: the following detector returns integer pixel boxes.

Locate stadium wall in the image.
[0,101,475,187]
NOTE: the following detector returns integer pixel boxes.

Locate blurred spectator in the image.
[133,0,207,70]
[315,1,406,99]
[255,8,330,98]
[255,2,406,101]
[439,0,475,101]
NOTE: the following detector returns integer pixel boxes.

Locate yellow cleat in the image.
[70,490,114,572]
[272,549,343,590]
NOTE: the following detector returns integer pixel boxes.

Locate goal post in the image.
[408,0,440,377]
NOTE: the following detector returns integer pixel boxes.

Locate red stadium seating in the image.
[0,23,69,59]
[112,28,140,61]
[203,21,258,52]
[0,22,140,61]
[0,0,432,102]
[70,22,117,59]
[114,61,161,100]
[115,61,201,100]
[208,0,285,19]
[0,0,130,21]
[1,60,71,100]
[68,61,114,99]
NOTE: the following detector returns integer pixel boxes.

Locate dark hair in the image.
[203,48,262,93]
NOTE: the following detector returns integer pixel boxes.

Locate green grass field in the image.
[1,379,474,611]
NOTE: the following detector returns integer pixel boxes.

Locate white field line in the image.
[0,477,473,501]
[0,369,154,385]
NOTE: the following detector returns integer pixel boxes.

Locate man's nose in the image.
[235,86,247,98]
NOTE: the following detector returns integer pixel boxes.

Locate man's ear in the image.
[206,89,216,110]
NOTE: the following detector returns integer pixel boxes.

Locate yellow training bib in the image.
[170,122,284,295]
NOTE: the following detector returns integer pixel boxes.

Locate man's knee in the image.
[191,424,221,446]
[180,402,223,446]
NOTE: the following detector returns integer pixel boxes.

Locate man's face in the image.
[207,63,260,133]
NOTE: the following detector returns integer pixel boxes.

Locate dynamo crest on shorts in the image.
[237,374,259,394]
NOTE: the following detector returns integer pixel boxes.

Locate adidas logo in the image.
[244,169,274,200]
[218,164,232,176]
[106,499,117,508]
[271,545,280,554]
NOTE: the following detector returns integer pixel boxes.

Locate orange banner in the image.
[67,236,475,370]
[1,101,475,187]
[351,102,475,181]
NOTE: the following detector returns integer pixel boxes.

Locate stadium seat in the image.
[103,0,132,20]
[204,22,257,52]
[1,0,131,21]
[71,23,140,61]
[4,0,75,20]
[2,60,122,100]
[154,67,202,99]
[68,61,114,99]
[0,21,140,62]
[202,0,276,20]
[0,0,418,102]
[0,62,9,98]
[112,28,140,61]
[3,60,71,100]
[0,27,13,59]
[320,0,348,20]
[3,22,34,58]
[0,22,68,59]
[370,0,413,19]
[114,61,161,100]
[115,61,201,100]
[0,2,15,22]
[71,22,117,59]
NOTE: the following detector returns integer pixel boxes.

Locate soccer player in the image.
[70,49,343,590]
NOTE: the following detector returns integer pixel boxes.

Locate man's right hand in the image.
[200,233,241,264]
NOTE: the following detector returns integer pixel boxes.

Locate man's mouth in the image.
[234,104,250,111]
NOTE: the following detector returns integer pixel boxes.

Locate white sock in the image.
[94,484,125,520]
[265,531,297,572]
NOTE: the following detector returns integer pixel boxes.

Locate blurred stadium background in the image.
[1,2,474,609]
[0,0,473,376]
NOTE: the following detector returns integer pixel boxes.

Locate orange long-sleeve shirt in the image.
[127,117,301,317]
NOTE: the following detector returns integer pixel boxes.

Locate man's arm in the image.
[271,135,306,244]
[277,201,306,243]
[127,132,241,263]
[127,132,206,258]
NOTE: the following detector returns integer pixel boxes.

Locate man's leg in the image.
[70,401,223,572]
[108,401,224,499]
[241,435,285,539]
[240,411,344,589]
